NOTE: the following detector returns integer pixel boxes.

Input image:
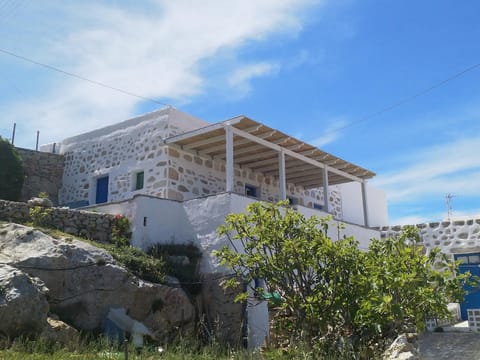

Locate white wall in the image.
[93,192,381,348]
[337,181,388,227]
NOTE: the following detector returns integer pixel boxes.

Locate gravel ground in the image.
[418,332,480,360]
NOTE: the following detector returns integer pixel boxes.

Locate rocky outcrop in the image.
[40,316,80,348]
[383,334,420,360]
[0,264,49,337]
[0,223,195,339]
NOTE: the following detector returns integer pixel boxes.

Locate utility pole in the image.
[445,193,455,221]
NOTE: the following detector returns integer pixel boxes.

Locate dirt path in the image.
[418,332,480,360]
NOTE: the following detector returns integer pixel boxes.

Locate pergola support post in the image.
[225,126,234,192]
[323,166,329,213]
[279,149,286,200]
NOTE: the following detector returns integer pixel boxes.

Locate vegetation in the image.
[0,335,382,359]
[31,224,167,284]
[111,214,131,247]
[29,206,53,227]
[215,201,468,353]
[0,136,24,201]
[148,243,202,294]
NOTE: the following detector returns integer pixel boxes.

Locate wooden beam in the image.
[165,117,242,144]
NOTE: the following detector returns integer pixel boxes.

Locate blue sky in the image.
[1,0,480,224]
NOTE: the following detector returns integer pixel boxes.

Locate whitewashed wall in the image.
[53,107,353,221]
[54,108,211,206]
[337,182,388,227]
[93,192,381,349]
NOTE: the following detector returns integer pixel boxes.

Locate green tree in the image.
[356,226,467,337]
[0,137,24,201]
[215,201,365,344]
[215,201,467,350]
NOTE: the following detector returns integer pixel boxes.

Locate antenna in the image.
[446,193,455,221]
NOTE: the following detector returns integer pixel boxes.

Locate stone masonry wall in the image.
[380,219,480,255]
[167,146,344,219]
[0,200,117,243]
[16,148,64,206]
[60,117,171,205]
[57,108,343,219]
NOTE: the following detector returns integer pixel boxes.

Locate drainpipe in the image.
[241,280,249,348]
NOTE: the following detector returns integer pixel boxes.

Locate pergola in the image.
[165,116,375,226]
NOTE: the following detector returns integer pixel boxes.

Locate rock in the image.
[40,317,80,348]
[0,264,49,337]
[28,197,53,207]
[383,334,421,360]
[0,223,195,339]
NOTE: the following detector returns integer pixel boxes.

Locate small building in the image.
[42,107,388,347]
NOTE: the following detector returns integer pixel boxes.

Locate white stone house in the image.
[42,106,388,347]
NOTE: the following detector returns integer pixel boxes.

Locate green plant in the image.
[148,243,202,294]
[105,244,167,283]
[29,206,53,227]
[111,214,131,247]
[215,201,468,352]
[38,192,49,199]
[355,226,468,337]
[0,136,24,201]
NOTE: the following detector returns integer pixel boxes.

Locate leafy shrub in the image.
[215,201,468,352]
[148,243,202,294]
[108,245,166,283]
[111,214,131,247]
[0,137,24,201]
[29,206,53,227]
[38,192,49,199]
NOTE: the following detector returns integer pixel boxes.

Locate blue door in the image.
[96,176,109,204]
[454,253,480,320]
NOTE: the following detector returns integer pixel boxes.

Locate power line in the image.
[0,47,171,107]
[321,61,480,136]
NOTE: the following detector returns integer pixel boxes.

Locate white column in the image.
[225,125,234,192]
[278,149,286,200]
[323,166,329,213]
[361,180,369,227]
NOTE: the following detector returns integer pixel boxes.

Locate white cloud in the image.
[308,117,349,147]
[373,136,480,202]
[228,62,280,95]
[1,0,322,148]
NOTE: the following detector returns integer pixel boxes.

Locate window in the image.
[135,171,144,190]
[455,253,480,265]
[287,196,298,205]
[313,203,323,210]
[245,184,258,198]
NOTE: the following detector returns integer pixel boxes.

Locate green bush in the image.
[148,243,202,294]
[0,137,24,201]
[215,201,468,352]
[29,206,53,226]
[111,214,131,247]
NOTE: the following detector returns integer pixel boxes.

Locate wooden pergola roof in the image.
[164,116,375,189]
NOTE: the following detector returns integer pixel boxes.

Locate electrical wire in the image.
[319,61,480,137]
[0,47,171,107]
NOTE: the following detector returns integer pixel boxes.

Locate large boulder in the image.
[0,223,195,338]
[0,264,49,337]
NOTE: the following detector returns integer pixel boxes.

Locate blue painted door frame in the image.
[454,253,480,320]
[96,176,109,204]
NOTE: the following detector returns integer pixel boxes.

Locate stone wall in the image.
[380,219,480,255]
[57,108,344,219]
[16,148,64,206]
[0,200,117,243]
[167,146,343,219]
